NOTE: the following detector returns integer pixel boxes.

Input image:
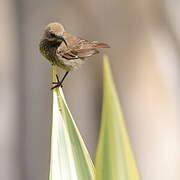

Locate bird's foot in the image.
[51,74,64,90]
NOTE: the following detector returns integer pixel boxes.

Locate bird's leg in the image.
[55,74,60,83]
[51,71,69,90]
[52,75,60,84]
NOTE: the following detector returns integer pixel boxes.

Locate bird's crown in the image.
[45,22,65,35]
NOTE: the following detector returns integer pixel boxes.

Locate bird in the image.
[39,22,110,89]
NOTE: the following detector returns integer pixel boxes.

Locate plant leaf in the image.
[95,56,140,180]
[49,66,95,180]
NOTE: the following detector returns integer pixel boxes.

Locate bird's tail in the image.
[92,41,110,48]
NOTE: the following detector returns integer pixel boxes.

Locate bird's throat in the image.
[39,39,60,65]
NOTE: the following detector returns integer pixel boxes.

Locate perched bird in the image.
[39,22,110,89]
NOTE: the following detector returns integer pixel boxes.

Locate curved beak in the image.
[56,35,68,47]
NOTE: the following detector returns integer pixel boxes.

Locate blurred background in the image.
[1,0,180,179]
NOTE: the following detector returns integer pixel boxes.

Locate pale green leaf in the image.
[49,66,95,180]
[95,56,140,180]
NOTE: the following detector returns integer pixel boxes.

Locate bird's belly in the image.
[54,57,84,71]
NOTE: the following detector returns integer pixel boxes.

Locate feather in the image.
[57,32,109,60]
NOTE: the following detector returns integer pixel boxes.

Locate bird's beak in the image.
[56,35,68,47]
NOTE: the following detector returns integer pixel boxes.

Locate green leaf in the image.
[95,56,140,180]
[49,66,95,180]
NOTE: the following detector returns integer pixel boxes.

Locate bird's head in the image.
[42,22,67,46]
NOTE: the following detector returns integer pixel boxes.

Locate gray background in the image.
[1,0,180,179]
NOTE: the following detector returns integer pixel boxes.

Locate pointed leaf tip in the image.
[50,66,95,180]
[96,56,140,180]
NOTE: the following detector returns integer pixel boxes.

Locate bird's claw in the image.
[51,83,63,90]
[51,74,64,90]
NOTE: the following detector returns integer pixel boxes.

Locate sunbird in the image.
[39,22,110,89]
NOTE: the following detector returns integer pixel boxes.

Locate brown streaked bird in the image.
[39,22,110,89]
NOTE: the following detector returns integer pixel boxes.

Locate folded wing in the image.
[57,32,110,60]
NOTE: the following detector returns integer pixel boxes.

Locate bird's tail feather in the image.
[92,41,110,48]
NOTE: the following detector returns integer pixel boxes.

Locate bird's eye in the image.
[49,33,56,38]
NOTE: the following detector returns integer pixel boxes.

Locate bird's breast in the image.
[39,39,58,65]
[39,39,83,71]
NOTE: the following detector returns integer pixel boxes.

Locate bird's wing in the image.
[57,32,110,60]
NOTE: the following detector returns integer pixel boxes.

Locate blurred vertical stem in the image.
[95,56,140,180]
